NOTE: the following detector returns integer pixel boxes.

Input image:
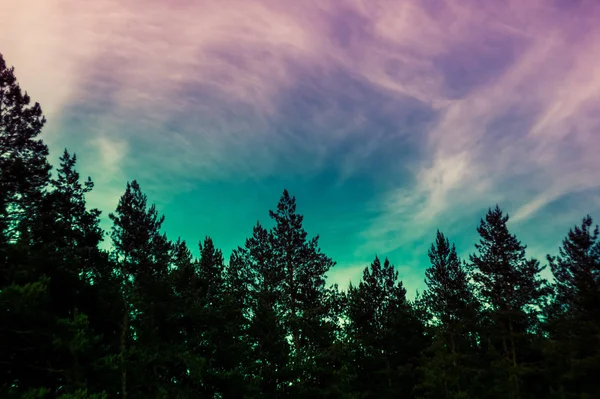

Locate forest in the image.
[1,52,599,399]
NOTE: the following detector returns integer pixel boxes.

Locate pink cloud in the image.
[1,0,599,267]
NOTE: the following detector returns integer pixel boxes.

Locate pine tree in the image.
[180,236,249,398]
[307,283,354,399]
[109,180,175,398]
[167,238,205,396]
[0,54,59,397]
[48,150,103,258]
[545,215,600,398]
[0,53,51,245]
[469,206,549,399]
[267,189,337,394]
[231,190,340,396]
[548,215,600,316]
[0,57,110,397]
[417,231,481,399]
[235,222,292,397]
[39,149,111,397]
[345,256,427,398]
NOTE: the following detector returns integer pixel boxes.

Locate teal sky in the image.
[2,0,600,296]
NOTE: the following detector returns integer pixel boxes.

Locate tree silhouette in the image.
[469,206,550,399]
[418,231,481,398]
[345,256,427,398]
[545,216,600,398]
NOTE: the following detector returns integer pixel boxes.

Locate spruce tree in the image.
[0,56,112,398]
[40,149,111,397]
[223,250,257,396]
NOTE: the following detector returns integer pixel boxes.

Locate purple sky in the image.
[2,0,599,294]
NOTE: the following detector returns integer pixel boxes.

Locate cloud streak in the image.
[1,0,599,293]
[358,0,600,257]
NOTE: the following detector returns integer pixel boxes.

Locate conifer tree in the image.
[545,216,600,398]
[109,180,174,398]
[345,256,427,398]
[469,206,549,399]
[0,54,64,397]
[48,150,103,257]
[39,149,112,397]
[167,238,206,396]
[183,236,249,398]
[418,231,481,398]
[234,222,292,397]
[267,189,337,394]
[223,250,258,396]
[0,53,51,244]
[232,190,340,396]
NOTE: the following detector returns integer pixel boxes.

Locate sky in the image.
[2,0,600,296]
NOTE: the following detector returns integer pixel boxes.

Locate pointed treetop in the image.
[109,180,170,265]
[472,204,527,258]
[52,149,94,195]
[270,189,300,221]
[548,215,600,310]
[0,52,52,240]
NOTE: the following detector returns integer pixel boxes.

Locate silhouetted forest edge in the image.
[1,52,599,398]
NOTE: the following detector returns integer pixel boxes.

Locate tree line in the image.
[1,53,599,399]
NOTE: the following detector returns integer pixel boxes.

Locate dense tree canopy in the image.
[1,52,598,398]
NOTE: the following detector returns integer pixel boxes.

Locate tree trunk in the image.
[509,321,519,399]
[121,298,128,399]
[450,330,462,393]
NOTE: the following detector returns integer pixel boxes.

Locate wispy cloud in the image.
[2,0,599,292]
[358,0,600,258]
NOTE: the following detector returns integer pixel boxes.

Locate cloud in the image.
[2,0,599,291]
[1,0,462,186]
[358,0,600,257]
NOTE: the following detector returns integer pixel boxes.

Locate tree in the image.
[0,55,107,398]
[545,216,600,398]
[418,231,481,398]
[234,222,292,397]
[231,190,341,396]
[167,238,205,396]
[345,256,427,398]
[39,149,111,397]
[0,53,51,244]
[0,57,52,392]
[48,150,103,258]
[109,180,174,398]
[548,215,600,315]
[176,236,250,398]
[469,206,549,399]
[267,189,337,394]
